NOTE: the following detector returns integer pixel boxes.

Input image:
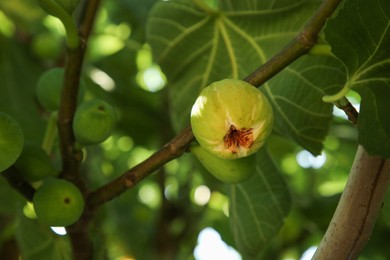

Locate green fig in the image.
[191,79,273,160]
[0,112,24,172]
[35,68,85,112]
[191,144,256,183]
[31,33,63,60]
[14,142,57,182]
[33,178,84,227]
[73,99,116,146]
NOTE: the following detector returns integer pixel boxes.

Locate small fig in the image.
[73,99,116,145]
[33,178,84,227]
[190,79,273,160]
[35,68,85,112]
[31,33,63,60]
[191,144,256,183]
[0,112,24,172]
[14,142,57,182]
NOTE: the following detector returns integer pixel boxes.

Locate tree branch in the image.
[57,0,101,185]
[336,97,359,126]
[313,146,390,259]
[88,126,194,208]
[87,0,344,208]
[55,1,101,260]
[245,0,343,87]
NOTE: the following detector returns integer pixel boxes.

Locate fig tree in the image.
[190,79,273,160]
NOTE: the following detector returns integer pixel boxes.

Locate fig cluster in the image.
[35,67,116,147]
[11,68,118,227]
[0,63,119,227]
[190,79,274,183]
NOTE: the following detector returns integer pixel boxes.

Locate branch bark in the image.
[58,0,101,185]
[313,146,390,259]
[56,1,101,259]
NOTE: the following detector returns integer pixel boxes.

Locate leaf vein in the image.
[273,96,329,117]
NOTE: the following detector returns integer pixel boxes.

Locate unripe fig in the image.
[31,33,63,60]
[191,79,273,160]
[35,68,85,112]
[33,178,84,227]
[0,112,24,172]
[191,144,256,183]
[14,142,57,182]
[73,99,116,146]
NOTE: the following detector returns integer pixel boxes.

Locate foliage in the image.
[0,0,389,259]
[323,0,390,157]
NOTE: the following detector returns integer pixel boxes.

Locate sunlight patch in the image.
[194,227,241,260]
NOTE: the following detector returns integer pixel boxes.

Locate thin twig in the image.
[336,97,359,126]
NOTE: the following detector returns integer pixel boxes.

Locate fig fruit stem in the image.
[308,43,334,57]
[37,0,80,48]
[42,111,58,155]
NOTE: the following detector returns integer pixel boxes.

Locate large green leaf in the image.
[229,148,291,259]
[266,55,345,154]
[324,0,390,157]
[15,215,71,260]
[0,36,45,142]
[147,0,345,155]
[0,176,25,214]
